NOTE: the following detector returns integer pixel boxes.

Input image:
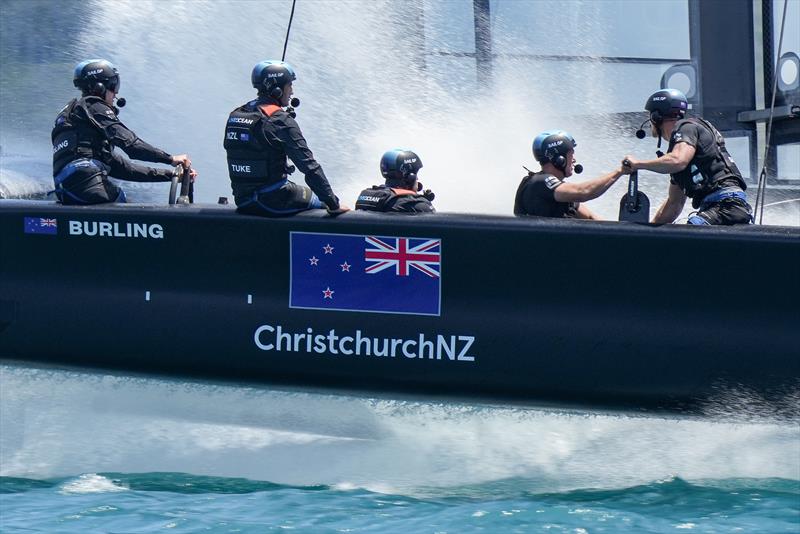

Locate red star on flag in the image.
[309,256,319,265]
[322,287,334,299]
[323,244,334,254]
[340,261,351,272]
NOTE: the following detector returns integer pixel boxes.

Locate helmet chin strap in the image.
[655,124,665,158]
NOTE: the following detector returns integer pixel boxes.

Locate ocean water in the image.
[1,365,798,532]
[2,473,798,533]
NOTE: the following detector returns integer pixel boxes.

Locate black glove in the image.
[422,189,435,202]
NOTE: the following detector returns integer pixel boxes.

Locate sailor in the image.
[355,149,435,213]
[52,59,195,205]
[224,60,348,217]
[622,89,752,225]
[514,130,629,219]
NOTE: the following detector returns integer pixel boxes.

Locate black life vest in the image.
[224,100,288,189]
[513,172,577,218]
[668,117,746,203]
[356,185,417,212]
[51,96,114,175]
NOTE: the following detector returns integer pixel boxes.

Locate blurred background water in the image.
[1,0,798,222]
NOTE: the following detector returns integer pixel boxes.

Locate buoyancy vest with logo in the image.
[668,117,746,204]
[513,171,577,218]
[51,97,114,175]
[355,185,433,213]
[224,100,289,191]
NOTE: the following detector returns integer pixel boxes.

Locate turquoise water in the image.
[2,474,798,532]
[1,365,799,532]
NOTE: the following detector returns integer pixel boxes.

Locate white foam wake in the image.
[1,364,798,493]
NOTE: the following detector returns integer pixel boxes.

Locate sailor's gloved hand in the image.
[422,189,435,201]
[171,154,192,169]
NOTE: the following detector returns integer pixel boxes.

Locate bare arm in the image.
[652,182,687,223]
[626,142,695,175]
[574,203,600,220]
[553,169,625,203]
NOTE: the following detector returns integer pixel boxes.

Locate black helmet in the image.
[532,130,577,171]
[645,88,688,124]
[380,149,423,181]
[73,59,120,95]
[251,60,296,99]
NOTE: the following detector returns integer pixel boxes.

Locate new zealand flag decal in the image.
[290,232,442,316]
[24,217,58,235]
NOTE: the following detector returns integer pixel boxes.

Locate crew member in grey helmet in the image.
[622,88,752,225]
[355,149,435,213]
[52,59,195,204]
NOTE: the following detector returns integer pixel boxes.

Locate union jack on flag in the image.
[364,236,441,278]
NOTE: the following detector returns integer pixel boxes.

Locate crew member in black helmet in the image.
[514,130,629,219]
[224,60,347,216]
[623,88,752,225]
[52,59,195,204]
[355,149,435,213]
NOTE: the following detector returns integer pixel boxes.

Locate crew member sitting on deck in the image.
[514,130,628,219]
[622,88,752,225]
[224,60,348,217]
[355,149,435,213]
[52,59,195,204]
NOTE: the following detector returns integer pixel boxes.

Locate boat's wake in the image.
[1,363,798,493]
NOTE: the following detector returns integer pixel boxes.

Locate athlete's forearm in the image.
[638,153,686,174]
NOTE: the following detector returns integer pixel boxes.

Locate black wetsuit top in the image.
[52,96,174,204]
[513,171,577,218]
[224,98,339,214]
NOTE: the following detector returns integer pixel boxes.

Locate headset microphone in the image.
[574,163,583,174]
[635,119,649,139]
[285,97,300,118]
[116,97,126,108]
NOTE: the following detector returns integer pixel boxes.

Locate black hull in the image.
[1,200,798,415]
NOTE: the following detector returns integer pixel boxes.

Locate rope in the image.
[753,0,789,224]
[282,0,298,61]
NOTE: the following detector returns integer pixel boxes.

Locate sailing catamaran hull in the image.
[1,200,798,415]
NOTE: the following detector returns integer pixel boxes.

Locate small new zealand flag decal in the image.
[24,217,58,235]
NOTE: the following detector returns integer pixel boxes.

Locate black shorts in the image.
[689,197,752,225]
